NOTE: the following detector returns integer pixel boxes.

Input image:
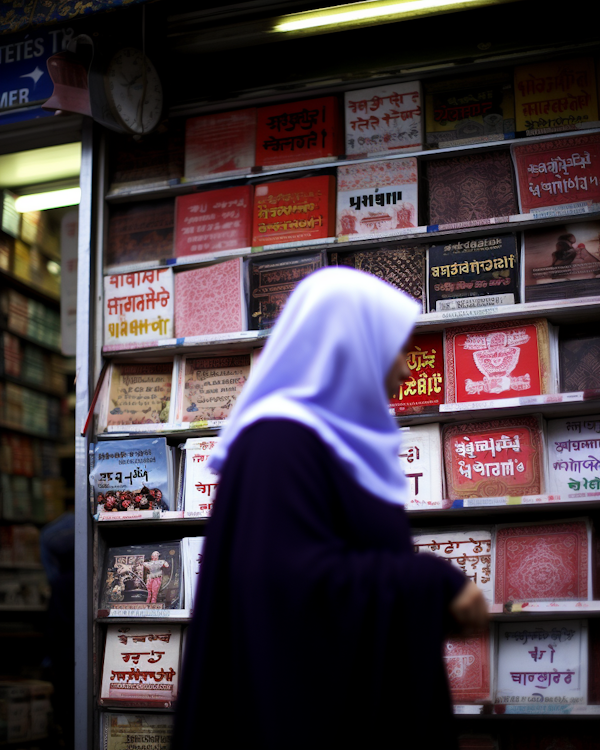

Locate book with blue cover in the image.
[89,438,174,514]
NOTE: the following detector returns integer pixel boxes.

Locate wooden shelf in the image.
[0,373,65,398]
[0,268,59,307]
[104,126,600,204]
[0,326,61,354]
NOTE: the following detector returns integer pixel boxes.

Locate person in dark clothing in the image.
[173,267,488,749]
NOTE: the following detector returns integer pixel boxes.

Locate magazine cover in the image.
[99,542,182,612]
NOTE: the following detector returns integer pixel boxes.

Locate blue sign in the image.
[0,25,75,126]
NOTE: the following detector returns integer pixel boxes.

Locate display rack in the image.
[74,13,600,748]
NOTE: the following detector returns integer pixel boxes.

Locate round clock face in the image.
[106,47,163,134]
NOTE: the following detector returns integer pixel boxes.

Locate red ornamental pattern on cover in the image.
[512,134,600,212]
[175,186,253,257]
[344,82,422,155]
[174,260,243,338]
[336,159,418,236]
[104,269,174,345]
[494,522,589,603]
[443,631,490,702]
[445,321,546,403]
[443,417,544,500]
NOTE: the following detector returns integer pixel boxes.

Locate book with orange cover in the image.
[251,175,336,247]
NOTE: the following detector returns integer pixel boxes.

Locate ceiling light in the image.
[15,187,81,213]
[273,0,516,33]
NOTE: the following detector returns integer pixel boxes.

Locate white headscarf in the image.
[209,266,421,505]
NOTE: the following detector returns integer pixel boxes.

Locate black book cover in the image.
[559,325,600,392]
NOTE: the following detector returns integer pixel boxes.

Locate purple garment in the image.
[173,420,465,749]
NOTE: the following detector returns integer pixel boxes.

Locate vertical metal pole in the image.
[74,117,94,750]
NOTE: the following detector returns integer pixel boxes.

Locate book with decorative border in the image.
[175,354,250,423]
[494,519,591,602]
[444,630,492,703]
[443,415,545,501]
[444,318,555,404]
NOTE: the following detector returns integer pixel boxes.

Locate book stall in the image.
[73,5,600,749]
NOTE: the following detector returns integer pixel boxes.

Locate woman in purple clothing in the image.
[173,267,487,750]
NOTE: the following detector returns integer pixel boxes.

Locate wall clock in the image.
[104,47,163,135]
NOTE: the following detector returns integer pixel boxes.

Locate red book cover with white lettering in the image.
[442,415,545,500]
[390,332,444,414]
[184,108,256,179]
[444,630,491,703]
[174,259,245,338]
[494,520,590,602]
[255,96,342,167]
[174,186,253,257]
[444,318,553,404]
[511,133,600,213]
[251,175,336,247]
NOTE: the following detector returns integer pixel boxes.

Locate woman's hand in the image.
[449,581,489,635]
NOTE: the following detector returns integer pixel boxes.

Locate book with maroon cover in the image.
[248,253,324,330]
[443,630,491,703]
[514,56,599,133]
[559,325,600,392]
[174,186,253,258]
[106,200,174,267]
[511,133,600,213]
[389,332,443,414]
[522,221,600,303]
[336,159,418,236]
[251,176,336,247]
[344,81,422,156]
[255,96,342,168]
[109,123,184,189]
[184,108,256,179]
[174,258,245,338]
[494,519,591,602]
[426,150,517,225]
[331,246,425,311]
[442,415,545,501]
[444,318,555,404]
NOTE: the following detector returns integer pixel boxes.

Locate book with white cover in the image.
[182,437,220,517]
[398,424,443,510]
[412,529,494,606]
[546,414,600,500]
[181,536,205,612]
[100,624,182,708]
[495,619,588,706]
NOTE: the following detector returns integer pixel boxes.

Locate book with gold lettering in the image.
[514,57,599,133]
[99,623,182,707]
[427,234,519,312]
[174,354,250,423]
[425,72,515,148]
[390,332,443,414]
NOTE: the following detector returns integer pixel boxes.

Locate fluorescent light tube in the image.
[274,0,507,32]
[15,187,81,212]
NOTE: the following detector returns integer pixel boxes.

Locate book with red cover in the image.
[443,630,491,703]
[442,415,545,500]
[106,200,175,267]
[251,176,336,247]
[184,108,256,179]
[494,520,590,602]
[174,258,245,338]
[174,186,253,257]
[426,150,517,225]
[511,133,600,213]
[444,318,554,404]
[336,158,418,236]
[390,332,444,414]
[255,96,342,167]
